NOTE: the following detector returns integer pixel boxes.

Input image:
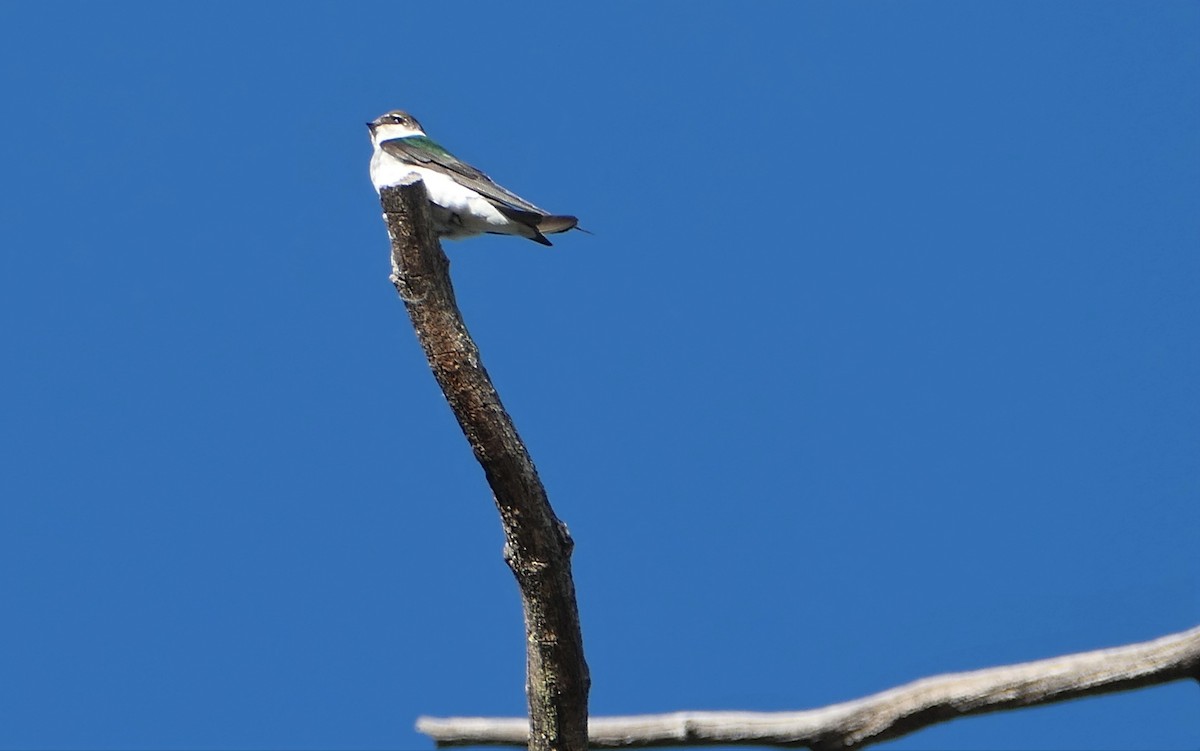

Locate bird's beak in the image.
[365,121,376,130]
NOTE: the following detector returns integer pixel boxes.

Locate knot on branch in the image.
[557,519,575,554]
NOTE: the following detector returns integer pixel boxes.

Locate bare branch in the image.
[417,624,1200,749]
[379,177,589,751]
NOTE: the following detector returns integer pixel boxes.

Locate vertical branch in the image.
[379,176,590,751]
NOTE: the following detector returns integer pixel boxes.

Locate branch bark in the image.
[379,177,590,751]
[417,624,1200,750]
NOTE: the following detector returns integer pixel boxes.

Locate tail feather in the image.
[493,204,582,245]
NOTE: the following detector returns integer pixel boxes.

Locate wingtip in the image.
[537,214,579,235]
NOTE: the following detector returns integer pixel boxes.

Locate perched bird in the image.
[367,110,580,246]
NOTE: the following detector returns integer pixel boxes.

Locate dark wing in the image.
[381,137,579,244]
[380,137,550,215]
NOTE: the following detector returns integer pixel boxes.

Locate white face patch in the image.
[371,121,426,145]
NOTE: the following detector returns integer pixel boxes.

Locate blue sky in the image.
[1,2,1197,749]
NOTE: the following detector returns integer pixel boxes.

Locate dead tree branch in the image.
[379,177,590,751]
[417,623,1200,749]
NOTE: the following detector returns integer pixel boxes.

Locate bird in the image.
[367,110,580,246]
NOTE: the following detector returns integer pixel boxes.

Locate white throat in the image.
[371,122,426,147]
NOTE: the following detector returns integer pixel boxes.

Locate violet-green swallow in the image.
[367,110,580,246]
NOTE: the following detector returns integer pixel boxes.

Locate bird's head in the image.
[366,110,426,145]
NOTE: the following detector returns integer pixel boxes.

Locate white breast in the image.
[369,148,515,237]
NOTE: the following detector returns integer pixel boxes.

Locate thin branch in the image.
[379,177,590,751]
[417,624,1200,750]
